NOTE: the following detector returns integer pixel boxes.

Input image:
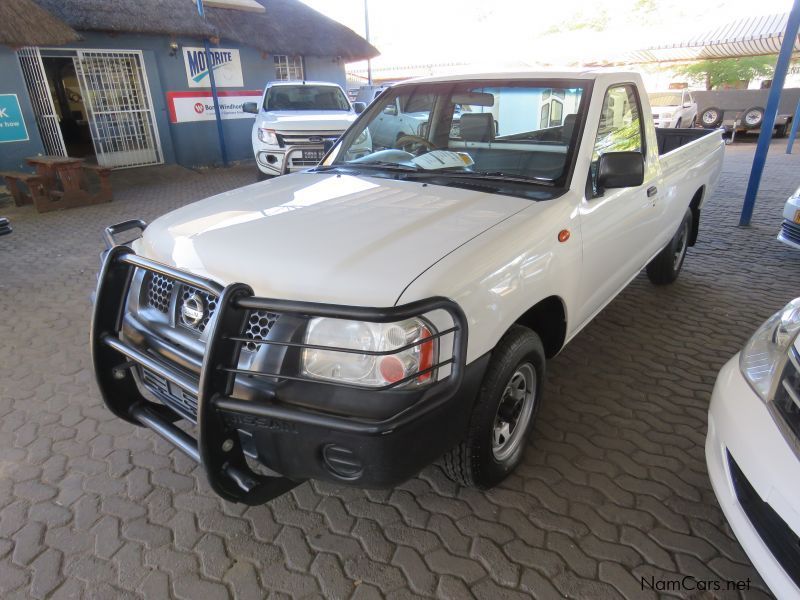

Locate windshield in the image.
[264,85,351,111]
[649,93,682,107]
[322,79,587,194]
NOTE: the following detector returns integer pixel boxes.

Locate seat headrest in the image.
[459,113,494,142]
[562,113,577,141]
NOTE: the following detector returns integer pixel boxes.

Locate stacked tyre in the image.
[700,107,723,128]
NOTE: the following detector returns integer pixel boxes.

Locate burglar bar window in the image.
[274,55,304,81]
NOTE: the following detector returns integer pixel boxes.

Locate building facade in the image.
[0,0,376,172]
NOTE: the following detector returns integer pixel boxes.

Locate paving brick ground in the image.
[1,140,799,599]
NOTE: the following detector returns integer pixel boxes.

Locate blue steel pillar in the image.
[740,0,800,226]
[196,0,228,166]
[786,97,800,154]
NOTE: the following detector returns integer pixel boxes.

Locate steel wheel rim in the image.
[673,219,689,270]
[492,363,536,461]
[702,111,717,124]
[745,110,761,125]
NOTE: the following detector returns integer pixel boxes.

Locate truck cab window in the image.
[590,84,644,195]
[593,84,643,159]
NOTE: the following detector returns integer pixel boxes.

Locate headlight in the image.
[302,317,438,388]
[258,128,279,145]
[739,298,800,400]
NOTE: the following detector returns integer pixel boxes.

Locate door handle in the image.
[647,186,658,198]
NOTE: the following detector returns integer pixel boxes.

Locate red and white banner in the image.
[166,90,262,124]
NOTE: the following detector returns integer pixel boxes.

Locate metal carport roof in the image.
[627,13,800,63]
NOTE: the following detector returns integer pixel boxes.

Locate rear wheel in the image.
[646,209,692,285]
[443,325,545,489]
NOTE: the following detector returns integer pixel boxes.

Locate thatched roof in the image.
[34,0,378,61]
[0,0,80,47]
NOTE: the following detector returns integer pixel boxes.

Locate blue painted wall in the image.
[0,48,46,171]
[0,32,348,171]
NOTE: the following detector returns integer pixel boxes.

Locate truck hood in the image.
[260,111,357,131]
[134,173,531,306]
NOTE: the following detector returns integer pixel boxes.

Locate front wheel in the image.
[646,209,692,285]
[443,325,545,489]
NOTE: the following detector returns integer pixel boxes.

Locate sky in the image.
[300,0,794,69]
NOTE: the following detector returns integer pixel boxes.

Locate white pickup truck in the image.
[92,70,725,505]
[243,81,366,179]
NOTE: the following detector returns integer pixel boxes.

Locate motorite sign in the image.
[166,91,262,124]
[183,47,243,88]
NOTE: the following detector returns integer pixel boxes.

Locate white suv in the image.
[649,90,698,129]
[244,81,366,178]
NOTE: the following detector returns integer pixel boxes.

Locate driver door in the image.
[576,83,662,324]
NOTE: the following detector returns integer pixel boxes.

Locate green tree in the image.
[673,57,775,90]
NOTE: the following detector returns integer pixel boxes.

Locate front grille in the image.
[244,310,280,351]
[276,132,343,148]
[774,347,800,439]
[290,159,319,167]
[177,284,218,333]
[145,272,173,313]
[728,451,800,588]
[141,367,198,421]
[781,221,800,245]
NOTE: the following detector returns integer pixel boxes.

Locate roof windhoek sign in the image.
[183,47,244,88]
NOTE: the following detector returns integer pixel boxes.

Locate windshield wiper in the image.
[407,171,555,186]
[309,162,421,174]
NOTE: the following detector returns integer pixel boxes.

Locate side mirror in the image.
[383,104,398,116]
[353,102,366,114]
[242,102,259,114]
[596,151,644,190]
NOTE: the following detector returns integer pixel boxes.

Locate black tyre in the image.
[741,106,765,130]
[646,209,692,285]
[700,107,723,128]
[443,325,545,489]
[675,117,682,129]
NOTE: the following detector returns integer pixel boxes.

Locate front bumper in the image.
[255,144,326,176]
[778,195,800,250]
[706,355,800,598]
[91,233,471,505]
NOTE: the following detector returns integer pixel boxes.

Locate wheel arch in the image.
[689,186,704,246]
[513,295,567,358]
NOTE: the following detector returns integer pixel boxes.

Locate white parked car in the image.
[92,70,724,505]
[649,90,698,129]
[706,299,800,598]
[778,186,800,250]
[244,81,367,178]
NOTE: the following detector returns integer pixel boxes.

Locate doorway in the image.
[43,56,93,158]
[17,47,163,169]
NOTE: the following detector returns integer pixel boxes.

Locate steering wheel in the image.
[395,134,437,153]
